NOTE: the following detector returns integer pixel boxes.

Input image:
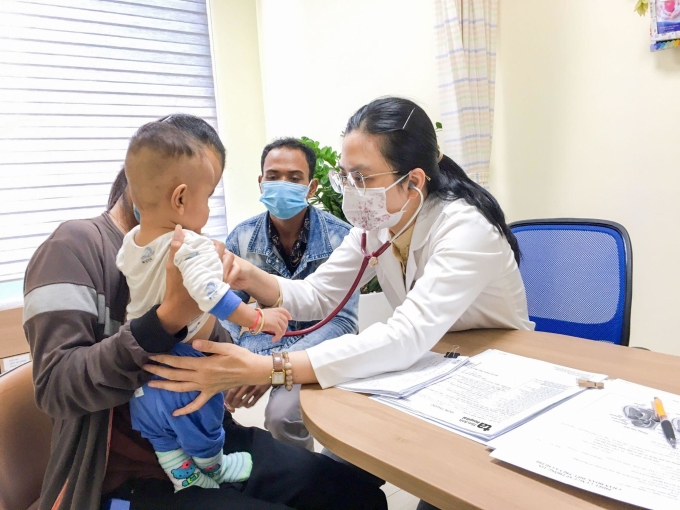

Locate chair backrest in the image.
[0,362,52,510]
[510,219,633,346]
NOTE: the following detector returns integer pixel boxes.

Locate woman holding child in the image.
[24,114,387,510]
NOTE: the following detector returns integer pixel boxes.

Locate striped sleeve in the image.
[23,230,174,419]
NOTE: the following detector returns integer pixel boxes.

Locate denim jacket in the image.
[223,207,359,355]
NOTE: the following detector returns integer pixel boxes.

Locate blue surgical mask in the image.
[259,181,310,220]
[133,205,141,223]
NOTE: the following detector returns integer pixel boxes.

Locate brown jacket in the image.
[23,213,230,510]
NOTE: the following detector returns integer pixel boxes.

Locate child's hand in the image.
[262,307,292,342]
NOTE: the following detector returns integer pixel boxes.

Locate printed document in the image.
[489,379,680,509]
[373,349,607,442]
[336,352,469,398]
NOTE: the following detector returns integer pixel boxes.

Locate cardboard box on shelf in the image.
[0,307,30,361]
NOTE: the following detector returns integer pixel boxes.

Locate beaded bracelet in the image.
[282,351,293,391]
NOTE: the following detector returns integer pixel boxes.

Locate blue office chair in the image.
[509,219,633,346]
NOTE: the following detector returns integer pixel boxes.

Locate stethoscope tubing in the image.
[268,232,391,337]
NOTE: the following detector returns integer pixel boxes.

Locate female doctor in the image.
[145,97,534,414]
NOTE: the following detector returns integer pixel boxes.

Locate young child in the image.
[117,122,291,492]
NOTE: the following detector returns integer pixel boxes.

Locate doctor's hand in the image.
[211,239,226,259]
[224,384,271,412]
[220,249,254,291]
[221,251,282,307]
[144,340,272,416]
[156,225,201,335]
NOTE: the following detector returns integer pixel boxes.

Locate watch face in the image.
[272,372,285,385]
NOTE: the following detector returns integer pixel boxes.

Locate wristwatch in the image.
[271,352,285,386]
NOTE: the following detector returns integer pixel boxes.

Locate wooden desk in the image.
[300,329,680,509]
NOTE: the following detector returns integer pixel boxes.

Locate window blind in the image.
[0,0,225,305]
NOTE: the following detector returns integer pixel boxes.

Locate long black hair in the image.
[107,166,129,211]
[107,114,226,210]
[345,97,520,264]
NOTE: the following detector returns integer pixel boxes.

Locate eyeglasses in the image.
[328,170,399,196]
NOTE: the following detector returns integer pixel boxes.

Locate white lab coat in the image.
[277,198,534,388]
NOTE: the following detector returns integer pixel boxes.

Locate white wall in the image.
[256,0,441,151]
[208,0,268,229]
[490,1,680,354]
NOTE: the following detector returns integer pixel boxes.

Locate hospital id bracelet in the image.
[271,352,285,386]
[282,351,293,391]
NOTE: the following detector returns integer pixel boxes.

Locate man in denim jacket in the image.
[222,138,359,450]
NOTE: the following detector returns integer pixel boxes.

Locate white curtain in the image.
[434,0,498,186]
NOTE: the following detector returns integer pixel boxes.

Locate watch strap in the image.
[271,352,285,386]
[272,352,283,372]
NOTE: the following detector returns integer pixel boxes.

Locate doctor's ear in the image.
[407,168,427,196]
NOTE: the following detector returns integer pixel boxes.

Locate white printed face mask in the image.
[341,174,411,231]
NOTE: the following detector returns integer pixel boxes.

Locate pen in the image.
[653,397,676,448]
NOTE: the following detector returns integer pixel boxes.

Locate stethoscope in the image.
[272,185,424,338]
